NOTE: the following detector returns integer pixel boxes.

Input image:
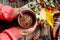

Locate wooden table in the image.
[0,0,60,40]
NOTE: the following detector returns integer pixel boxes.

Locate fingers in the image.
[20,22,37,36]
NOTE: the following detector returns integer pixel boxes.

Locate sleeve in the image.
[0,27,22,40]
[0,32,11,40]
[0,4,14,22]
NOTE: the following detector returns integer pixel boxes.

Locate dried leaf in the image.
[45,9,54,28]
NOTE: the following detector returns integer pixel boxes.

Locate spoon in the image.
[19,11,23,17]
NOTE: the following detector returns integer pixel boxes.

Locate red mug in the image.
[18,10,36,29]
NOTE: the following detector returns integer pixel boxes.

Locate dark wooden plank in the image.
[35,27,41,37]
[25,32,35,40]
[39,25,51,40]
[28,0,31,2]
[16,0,23,7]
[9,2,17,8]
[47,26,51,40]
[3,0,10,5]
[18,36,26,40]
[0,0,3,4]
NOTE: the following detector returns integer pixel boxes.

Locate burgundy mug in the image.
[18,10,36,29]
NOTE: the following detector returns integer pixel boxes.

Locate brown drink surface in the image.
[20,13,33,28]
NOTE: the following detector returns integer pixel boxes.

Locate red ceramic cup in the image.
[18,10,36,29]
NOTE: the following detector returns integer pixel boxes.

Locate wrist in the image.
[16,27,24,37]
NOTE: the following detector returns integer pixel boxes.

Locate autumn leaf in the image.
[45,9,54,28]
[39,8,54,29]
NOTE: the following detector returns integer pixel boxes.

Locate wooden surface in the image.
[0,0,60,40]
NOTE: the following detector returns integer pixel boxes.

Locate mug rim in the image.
[18,10,36,29]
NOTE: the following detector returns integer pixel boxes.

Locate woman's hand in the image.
[18,22,37,36]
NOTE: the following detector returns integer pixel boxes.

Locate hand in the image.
[15,8,37,36]
[18,22,37,36]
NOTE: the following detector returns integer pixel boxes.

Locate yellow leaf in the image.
[45,9,54,28]
[39,8,54,29]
